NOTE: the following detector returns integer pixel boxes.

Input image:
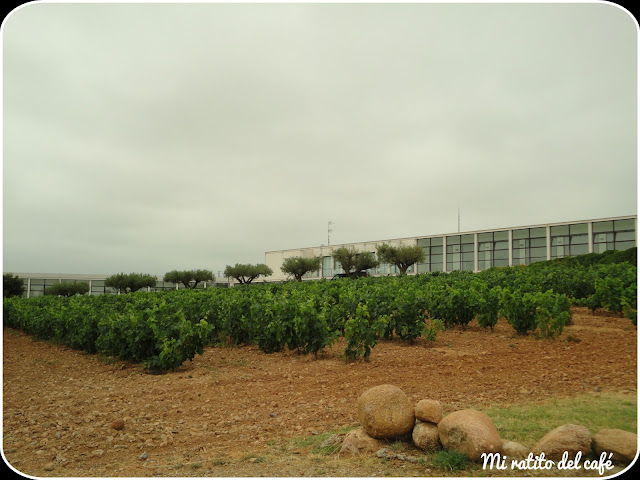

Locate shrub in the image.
[344,303,387,361]
[535,291,572,339]
[476,284,502,331]
[500,289,538,335]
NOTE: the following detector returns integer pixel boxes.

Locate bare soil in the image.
[2,307,637,477]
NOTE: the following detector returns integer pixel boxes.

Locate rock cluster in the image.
[340,384,637,467]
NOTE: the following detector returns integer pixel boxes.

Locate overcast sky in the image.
[2,1,637,276]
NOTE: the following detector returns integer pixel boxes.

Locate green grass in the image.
[485,391,637,447]
[432,450,469,472]
[288,425,357,455]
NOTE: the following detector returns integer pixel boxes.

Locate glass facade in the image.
[550,223,589,259]
[593,218,636,253]
[14,276,226,297]
[417,237,444,273]
[446,234,474,271]
[512,227,548,265]
[322,256,332,277]
[477,230,509,270]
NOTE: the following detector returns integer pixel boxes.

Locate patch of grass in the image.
[222,358,248,367]
[486,391,637,447]
[432,449,469,472]
[97,353,118,365]
[289,425,356,456]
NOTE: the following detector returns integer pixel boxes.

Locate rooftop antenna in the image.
[457,206,461,233]
[328,220,334,245]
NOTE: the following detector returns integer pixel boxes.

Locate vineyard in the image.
[3,249,636,374]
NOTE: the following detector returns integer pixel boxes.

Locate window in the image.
[551,223,588,259]
[593,219,636,253]
[513,228,548,265]
[477,231,509,270]
[447,235,474,271]
[417,237,444,273]
[322,256,332,277]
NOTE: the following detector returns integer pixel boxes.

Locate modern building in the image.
[264,215,637,282]
[6,273,230,298]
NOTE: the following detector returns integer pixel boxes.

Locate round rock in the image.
[412,421,441,451]
[533,424,591,462]
[357,385,415,439]
[415,399,443,424]
[438,409,502,461]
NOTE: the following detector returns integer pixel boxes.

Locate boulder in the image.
[592,428,637,464]
[437,409,502,461]
[357,385,415,439]
[415,399,443,424]
[533,424,591,461]
[339,427,384,456]
[501,440,530,459]
[412,421,441,451]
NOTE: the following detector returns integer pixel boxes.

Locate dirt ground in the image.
[2,307,637,477]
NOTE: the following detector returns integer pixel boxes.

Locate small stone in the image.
[43,463,55,471]
[138,452,148,461]
[91,449,105,457]
[111,419,125,431]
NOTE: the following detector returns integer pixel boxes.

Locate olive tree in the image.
[3,273,24,298]
[45,281,90,297]
[376,243,425,275]
[163,269,214,289]
[332,247,378,278]
[281,256,322,282]
[224,263,273,284]
[104,273,157,294]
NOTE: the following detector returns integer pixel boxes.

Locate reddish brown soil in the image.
[2,307,637,477]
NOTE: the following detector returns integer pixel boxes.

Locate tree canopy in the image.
[163,269,215,289]
[331,247,378,278]
[3,273,24,298]
[104,273,157,294]
[45,281,90,297]
[281,256,322,282]
[224,263,273,284]
[376,243,425,275]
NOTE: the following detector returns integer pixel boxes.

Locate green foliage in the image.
[376,243,425,275]
[44,281,89,297]
[344,303,388,361]
[105,272,157,294]
[163,269,214,289]
[500,289,538,335]
[534,291,572,339]
[622,282,637,325]
[476,284,502,331]
[3,273,24,298]
[432,450,469,472]
[331,247,378,278]
[429,284,480,328]
[422,318,445,341]
[224,263,273,284]
[281,256,322,282]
